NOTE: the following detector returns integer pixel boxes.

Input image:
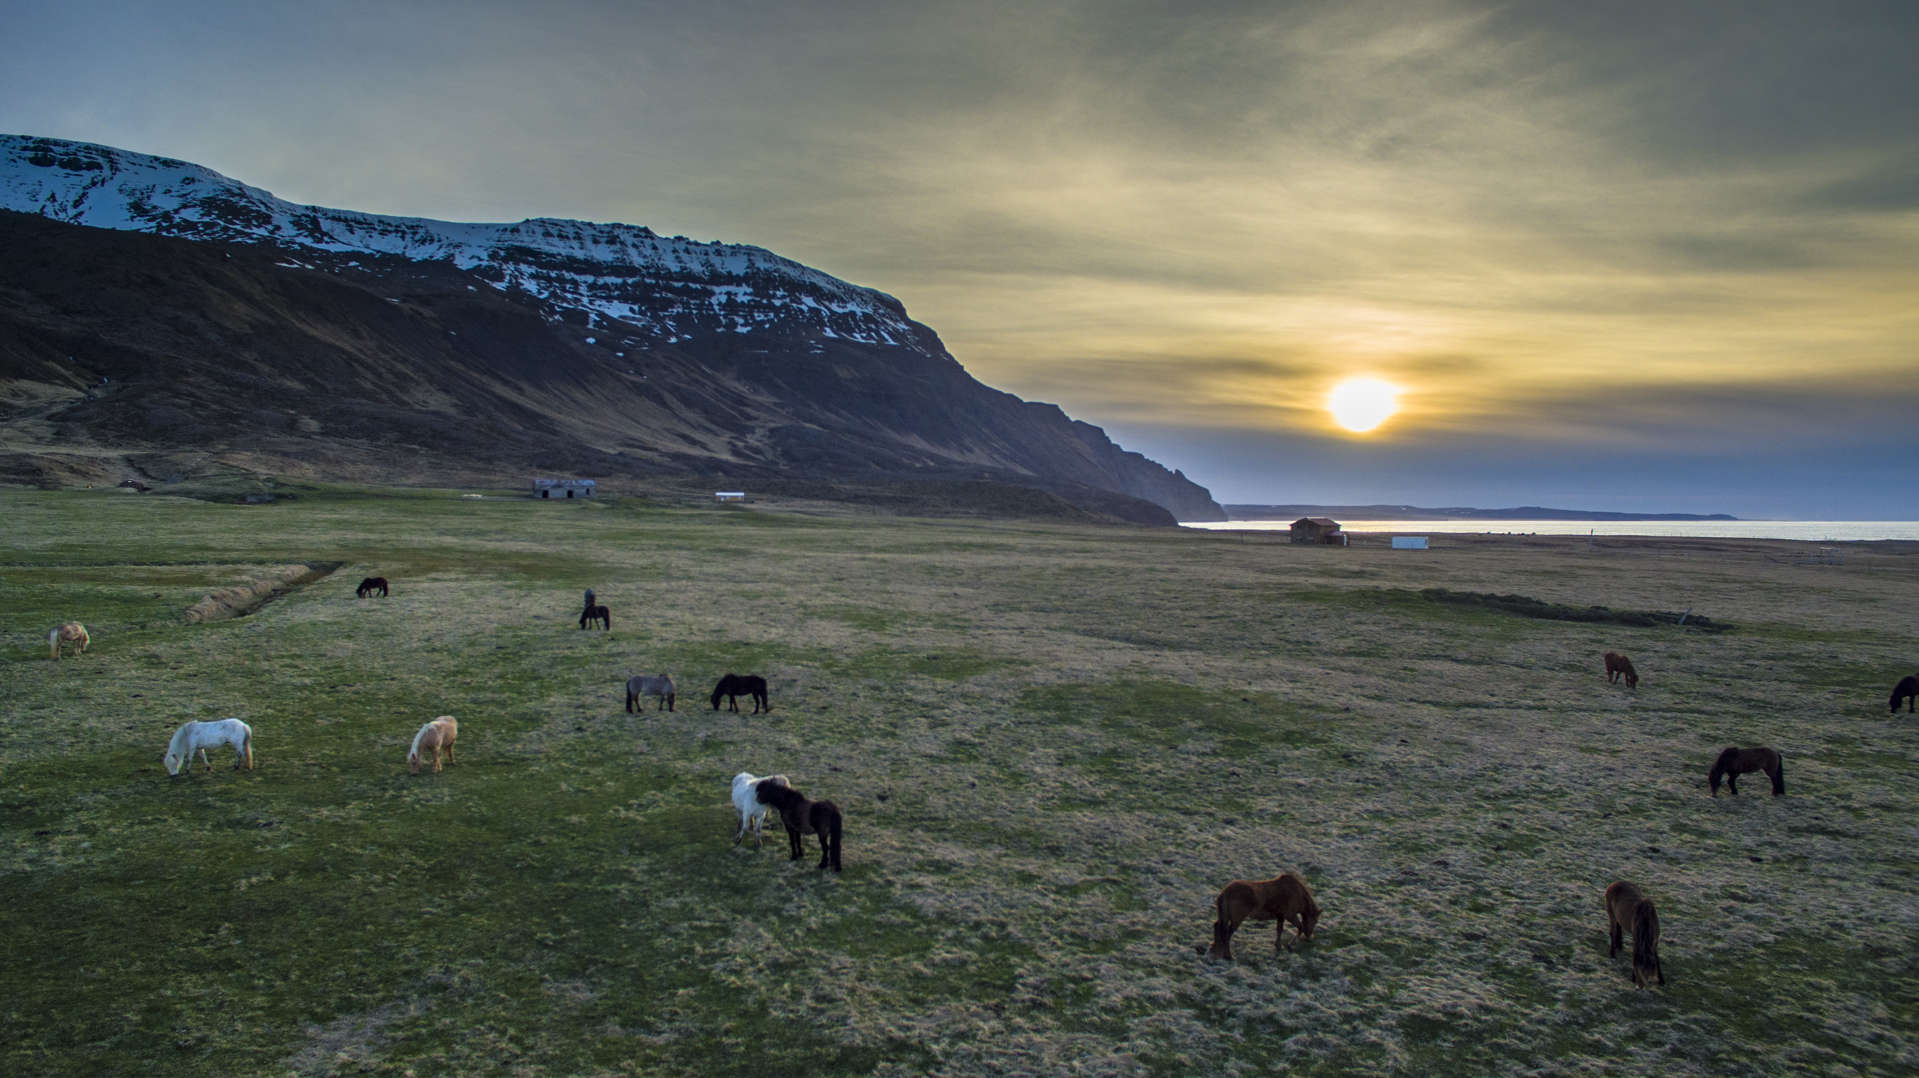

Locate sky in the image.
[3,0,1916,517]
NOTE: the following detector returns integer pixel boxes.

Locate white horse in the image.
[407,716,458,774]
[164,718,254,776]
[731,771,789,847]
[48,622,90,659]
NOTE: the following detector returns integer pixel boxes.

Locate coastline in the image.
[1182,518,1919,544]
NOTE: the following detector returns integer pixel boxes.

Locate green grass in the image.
[3,488,1917,1076]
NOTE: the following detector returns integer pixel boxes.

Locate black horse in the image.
[356,576,389,598]
[710,673,770,713]
[1709,745,1785,796]
[579,604,611,630]
[1891,675,1919,714]
[756,778,842,872]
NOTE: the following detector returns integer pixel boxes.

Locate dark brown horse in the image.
[1709,745,1784,796]
[1208,872,1319,959]
[1603,651,1638,688]
[711,674,770,713]
[579,604,611,630]
[356,576,389,598]
[1605,881,1665,988]
[755,778,841,871]
[1891,675,1919,714]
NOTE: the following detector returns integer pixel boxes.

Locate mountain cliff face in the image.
[0,135,1225,521]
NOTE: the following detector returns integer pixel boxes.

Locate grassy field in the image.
[3,487,1916,1077]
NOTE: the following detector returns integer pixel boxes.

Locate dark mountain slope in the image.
[0,211,1222,521]
[0,135,1224,520]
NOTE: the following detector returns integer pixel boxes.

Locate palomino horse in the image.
[580,604,611,630]
[1209,872,1320,959]
[756,778,842,871]
[710,673,770,714]
[1603,652,1638,688]
[626,674,676,712]
[731,771,789,847]
[48,622,90,659]
[1708,745,1784,796]
[407,716,458,774]
[164,718,254,776]
[1605,881,1666,988]
[356,576,389,598]
[1891,675,1919,714]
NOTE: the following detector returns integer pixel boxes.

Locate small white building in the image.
[1391,536,1430,550]
[714,491,746,503]
[533,478,596,499]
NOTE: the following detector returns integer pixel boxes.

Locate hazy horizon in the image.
[4,2,1916,518]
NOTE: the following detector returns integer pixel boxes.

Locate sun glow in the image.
[1327,376,1400,433]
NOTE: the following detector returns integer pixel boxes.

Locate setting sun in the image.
[1327,376,1400,433]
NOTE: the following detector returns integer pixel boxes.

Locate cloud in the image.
[3,0,1915,513]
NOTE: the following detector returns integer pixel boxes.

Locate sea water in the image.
[1180,519,1919,542]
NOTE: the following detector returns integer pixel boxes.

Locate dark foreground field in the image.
[3,488,1916,1076]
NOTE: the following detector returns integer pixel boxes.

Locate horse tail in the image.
[625,685,636,713]
[1771,753,1786,796]
[827,805,843,871]
[48,626,59,659]
[241,727,254,770]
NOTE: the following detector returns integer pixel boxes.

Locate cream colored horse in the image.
[48,622,90,659]
[731,771,789,847]
[408,716,459,774]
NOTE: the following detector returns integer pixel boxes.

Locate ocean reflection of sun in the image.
[1328,377,1400,433]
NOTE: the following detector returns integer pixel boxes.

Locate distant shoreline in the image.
[1223,503,1738,522]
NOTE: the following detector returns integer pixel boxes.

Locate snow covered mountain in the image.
[0,134,920,349]
[0,135,1224,521]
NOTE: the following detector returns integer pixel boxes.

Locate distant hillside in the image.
[1225,504,1738,522]
[0,135,1225,522]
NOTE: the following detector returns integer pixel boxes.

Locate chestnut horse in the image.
[1208,872,1320,959]
[356,576,389,598]
[48,622,90,659]
[1708,745,1784,796]
[407,716,458,774]
[1891,675,1918,714]
[1604,651,1638,688]
[756,778,841,871]
[1605,881,1665,988]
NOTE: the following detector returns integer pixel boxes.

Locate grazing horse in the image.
[1605,881,1666,988]
[730,771,789,847]
[625,674,677,712]
[710,673,770,714]
[356,576,389,598]
[1891,674,1919,714]
[579,604,611,630]
[756,778,841,871]
[1603,651,1638,688]
[1709,745,1784,796]
[164,718,254,776]
[47,622,90,660]
[407,716,458,774]
[1209,872,1320,960]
